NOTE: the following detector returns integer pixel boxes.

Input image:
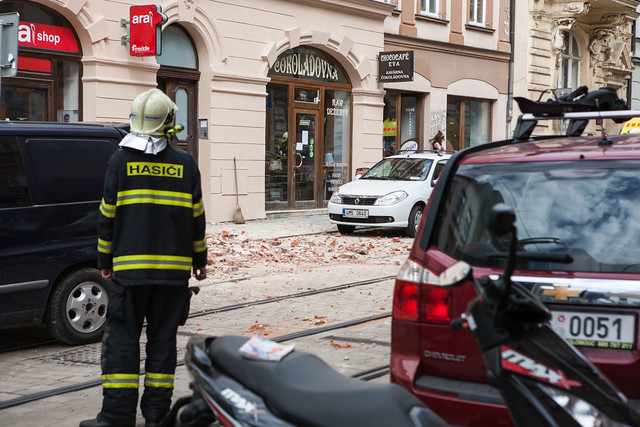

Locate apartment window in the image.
[420,0,440,16]
[558,32,580,91]
[447,97,491,150]
[469,0,486,25]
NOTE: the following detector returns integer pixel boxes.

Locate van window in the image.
[0,136,31,208]
[24,138,116,204]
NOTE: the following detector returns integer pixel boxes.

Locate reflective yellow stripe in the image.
[99,199,116,218]
[193,238,206,253]
[144,372,175,389]
[116,189,193,209]
[193,198,204,218]
[102,373,139,389]
[98,238,112,254]
[113,254,192,272]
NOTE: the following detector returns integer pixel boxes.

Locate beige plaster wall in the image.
[30,0,392,222]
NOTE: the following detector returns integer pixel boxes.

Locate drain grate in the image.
[50,344,184,366]
[322,335,390,347]
[55,345,103,365]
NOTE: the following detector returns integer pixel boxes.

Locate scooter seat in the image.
[208,335,446,427]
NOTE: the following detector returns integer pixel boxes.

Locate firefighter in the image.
[80,89,208,427]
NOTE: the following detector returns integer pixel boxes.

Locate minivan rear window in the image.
[0,136,31,208]
[24,138,117,204]
[433,160,640,273]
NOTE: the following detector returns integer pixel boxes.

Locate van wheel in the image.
[46,268,111,345]
[405,205,423,238]
[337,224,356,234]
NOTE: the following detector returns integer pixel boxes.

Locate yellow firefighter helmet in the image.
[129,89,178,136]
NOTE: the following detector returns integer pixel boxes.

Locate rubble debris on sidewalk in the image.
[203,230,412,282]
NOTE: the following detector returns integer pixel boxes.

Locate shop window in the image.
[323,90,351,200]
[295,88,319,104]
[557,32,580,91]
[447,97,491,150]
[0,1,82,122]
[383,93,420,157]
[56,61,80,122]
[265,84,289,203]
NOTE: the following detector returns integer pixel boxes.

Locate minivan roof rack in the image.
[513,110,640,141]
[513,86,638,141]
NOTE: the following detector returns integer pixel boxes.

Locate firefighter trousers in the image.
[98,282,189,426]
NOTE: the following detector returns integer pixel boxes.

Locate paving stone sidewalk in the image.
[0,212,407,427]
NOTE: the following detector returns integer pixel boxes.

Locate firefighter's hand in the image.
[193,267,207,281]
[101,268,113,280]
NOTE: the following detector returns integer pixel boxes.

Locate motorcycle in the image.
[165,203,640,427]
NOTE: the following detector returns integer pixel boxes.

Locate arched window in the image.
[156,25,197,69]
[558,32,580,90]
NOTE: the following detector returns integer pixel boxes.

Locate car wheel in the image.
[405,205,423,238]
[337,224,356,234]
[46,268,110,345]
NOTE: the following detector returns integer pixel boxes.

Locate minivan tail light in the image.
[420,285,451,324]
[393,281,419,321]
[393,258,452,324]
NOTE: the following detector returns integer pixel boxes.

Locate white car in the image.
[328,150,452,237]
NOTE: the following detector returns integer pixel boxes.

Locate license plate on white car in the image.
[343,209,368,219]
[550,310,637,350]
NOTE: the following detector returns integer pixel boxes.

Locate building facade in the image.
[1,0,510,222]
[511,0,638,136]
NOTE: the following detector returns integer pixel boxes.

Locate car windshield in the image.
[433,160,640,273]
[361,158,432,181]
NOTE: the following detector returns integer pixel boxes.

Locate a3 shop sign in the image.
[129,5,168,56]
[18,21,79,52]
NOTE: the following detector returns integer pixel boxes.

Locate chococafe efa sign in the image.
[129,5,167,56]
[379,51,414,82]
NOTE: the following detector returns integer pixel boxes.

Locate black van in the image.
[0,122,126,345]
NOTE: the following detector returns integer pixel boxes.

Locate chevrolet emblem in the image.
[542,285,581,301]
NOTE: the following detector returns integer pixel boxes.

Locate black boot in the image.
[79,416,114,427]
[79,415,130,427]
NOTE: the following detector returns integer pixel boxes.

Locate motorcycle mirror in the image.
[489,203,516,237]
[439,261,472,288]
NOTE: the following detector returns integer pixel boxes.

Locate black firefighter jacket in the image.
[97,144,207,286]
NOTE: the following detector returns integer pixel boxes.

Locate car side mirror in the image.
[489,203,516,237]
[439,261,472,288]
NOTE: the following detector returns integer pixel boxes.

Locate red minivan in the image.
[391,107,640,426]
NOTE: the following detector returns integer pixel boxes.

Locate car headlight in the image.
[375,191,408,206]
[329,192,343,204]
[538,384,624,427]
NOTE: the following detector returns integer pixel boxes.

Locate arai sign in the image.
[129,5,167,56]
[18,21,79,52]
